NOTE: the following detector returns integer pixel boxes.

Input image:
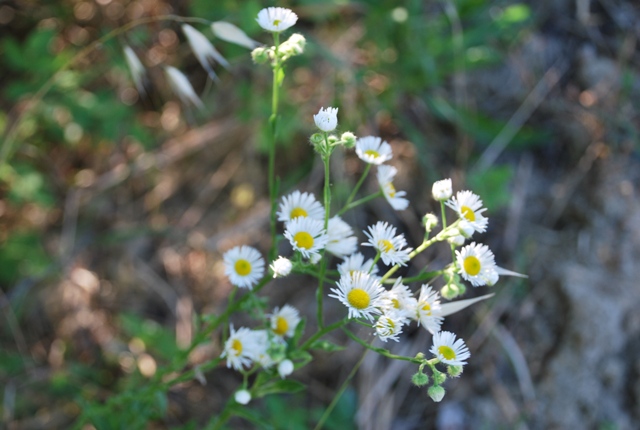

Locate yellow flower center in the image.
[378,239,394,253]
[347,288,371,310]
[294,231,314,249]
[231,339,243,355]
[438,345,456,361]
[461,205,476,222]
[391,298,400,309]
[273,316,289,336]
[364,149,380,158]
[387,183,396,198]
[422,302,431,313]
[273,19,281,26]
[234,259,252,276]
[463,256,481,276]
[289,207,308,219]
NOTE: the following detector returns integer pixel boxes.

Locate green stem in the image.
[382,270,443,284]
[342,328,423,363]
[313,347,368,430]
[441,201,457,264]
[345,163,371,207]
[316,138,332,329]
[300,318,348,351]
[338,191,382,216]
[268,33,282,262]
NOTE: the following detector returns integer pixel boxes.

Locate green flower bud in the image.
[411,371,429,387]
[423,213,438,232]
[251,47,269,64]
[340,131,357,148]
[432,370,447,385]
[447,365,463,378]
[427,385,445,402]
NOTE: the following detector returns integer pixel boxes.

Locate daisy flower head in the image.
[284,217,329,259]
[270,305,301,338]
[363,221,412,267]
[251,330,277,368]
[445,190,488,233]
[337,252,379,278]
[380,277,418,319]
[377,165,409,210]
[432,178,453,201]
[326,216,358,257]
[223,245,265,289]
[256,7,298,33]
[416,284,444,334]
[430,331,471,366]
[456,242,498,287]
[355,136,393,165]
[277,190,324,223]
[314,107,339,132]
[270,256,292,278]
[221,326,260,370]
[329,272,385,321]
[375,313,407,342]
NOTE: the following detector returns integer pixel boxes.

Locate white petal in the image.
[438,293,494,317]
[211,21,260,49]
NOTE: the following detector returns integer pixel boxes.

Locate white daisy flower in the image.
[430,331,471,366]
[380,277,418,319]
[375,313,407,342]
[355,136,392,165]
[277,190,325,222]
[445,190,488,233]
[123,46,146,95]
[314,106,338,132]
[221,326,260,370]
[432,178,452,201]
[278,359,294,379]
[337,253,379,278]
[329,272,385,321]
[256,7,298,33]
[456,242,498,287]
[377,165,409,211]
[363,221,412,267]
[251,329,276,368]
[284,217,329,259]
[211,21,260,49]
[326,216,358,257]
[235,389,251,405]
[270,256,292,278]
[164,66,204,109]
[223,245,265,289]
[415,285,444,334]
[270,305,301,338]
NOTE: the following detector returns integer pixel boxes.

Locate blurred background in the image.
[1,0,639,428]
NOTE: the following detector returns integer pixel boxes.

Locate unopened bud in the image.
[432,178,452,201]
[447,234,466,247]
[235,389,251,405]
[251,47,269,64]
[340,131,357,148]
[278,359,294,379]
[458,220,474,238]
[432,370,447,385]
[427,385,445,402]
[447,365,463,378]
[412,371,429,387]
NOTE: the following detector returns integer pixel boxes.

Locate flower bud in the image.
[270,256,292,278]
[412,371,429,387]
[432,370,447,385]
[278,359,294,379]
[309,253,322,265]
[314,107,338,132]
[432,178,452,201]
[340,131,357,148]
[251,47,270,64]
[458,220,474,238]
[427,385,445,402]
[447,365,463,378]
[423,213,439,232]
[485,269,499,287]
[235,389,251,405]
[447,234,465,247]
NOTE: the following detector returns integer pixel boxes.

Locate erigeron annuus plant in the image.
[77,5,526,427]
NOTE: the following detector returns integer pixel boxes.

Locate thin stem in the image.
[382,270,444,284]
[337,191,382,216]
[268,32,281,262]
[345,163,371,207]
[0,14,210,167]
[342,328,423,363]
[441,201,457,263]
[300,318,348,351]
[313,346,368,430]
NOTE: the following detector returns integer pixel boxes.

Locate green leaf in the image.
[230,404,274,429]
[254,379,305,398]
[308,340,345,352]
[291,318,306,345]
[276,67,285,87]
